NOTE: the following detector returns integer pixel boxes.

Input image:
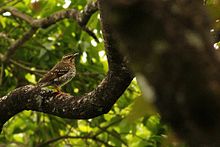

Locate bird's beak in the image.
[73,53,79,57]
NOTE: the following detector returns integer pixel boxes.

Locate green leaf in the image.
[25,73,37,84]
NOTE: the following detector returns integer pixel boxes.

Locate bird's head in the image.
[62,53,79,64]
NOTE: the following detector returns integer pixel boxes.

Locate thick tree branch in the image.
[99,0,220,146]
[0,1,133,134]
[0,57,132,119]
[0,61,132,132]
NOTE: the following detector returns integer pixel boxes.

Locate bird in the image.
[37,53,78,92]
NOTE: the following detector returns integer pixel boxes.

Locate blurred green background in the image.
[0,0,219,146]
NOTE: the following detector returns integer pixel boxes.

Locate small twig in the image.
[93,117,123,137]
[37,135,113,147]
[10,59,46,77]
[78,1,98,26]
[77,71,101,77]
[38,117,122,147]
[3,27,37,63]
[0,2,99,62]
[11,0,22,7]
[0,33,14,44]
[82,26,99,43]
[0,7,34,24]
[97,126,128,146]
[1,2,98,30]
[0,0,22,8]
[10,59,47,73]
[78,1,99,42]
[0,0,15,8]
[0,63,4,86]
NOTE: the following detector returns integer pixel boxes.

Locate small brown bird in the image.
[38,53,78,91]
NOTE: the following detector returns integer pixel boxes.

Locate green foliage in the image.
[0,0,172,146]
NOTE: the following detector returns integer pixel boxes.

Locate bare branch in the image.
[93,117,123,137]
[0,63,4,86]
[0,32,14,44]
[0,53,46,76]
[38,114,119,147]
[2,27,37,62]
[10,59,46,76]
[31,9,79,28]
[82,26,99,43]
[0,0,133,134]
[37,135,113,147]
[78,1,99,42]
[1,7,34,24]
[0,0,22,8]
[78,1,98,26]
[97,125,128,146]
[0,1,99,61]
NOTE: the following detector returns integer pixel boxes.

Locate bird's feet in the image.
[54,91,71,97]
[54,86,70,97]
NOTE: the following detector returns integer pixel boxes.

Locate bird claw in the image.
[55,91,70,97]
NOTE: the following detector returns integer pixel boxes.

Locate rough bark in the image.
[0,1,133,133]
[0,50,133,133]
[99,0,220,146]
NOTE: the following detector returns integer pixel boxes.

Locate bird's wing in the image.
[38,62,70,84]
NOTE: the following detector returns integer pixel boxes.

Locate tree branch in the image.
[37,135,113,147]
[0,64,132,126]
[97,125,128,146]
[98,0,220,146]
[1,1,98,28]
[0,1,133,133]
[0,7,34,24]
[0,0,22,8]
[0,1,99,62]
[78,1,98,27]
[37,116,120,147]
[0,32,14,44]
[10,59,46,76]
[78,1,99,42]
[2,27,37,62]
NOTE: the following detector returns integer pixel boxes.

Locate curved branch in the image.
[78,1,98,27]
[98,0,220,146]
[37,135,113,147]
[0,63,132,126]
[0,1,133,133]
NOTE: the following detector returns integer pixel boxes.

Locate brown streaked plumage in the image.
[38,53,78,89]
